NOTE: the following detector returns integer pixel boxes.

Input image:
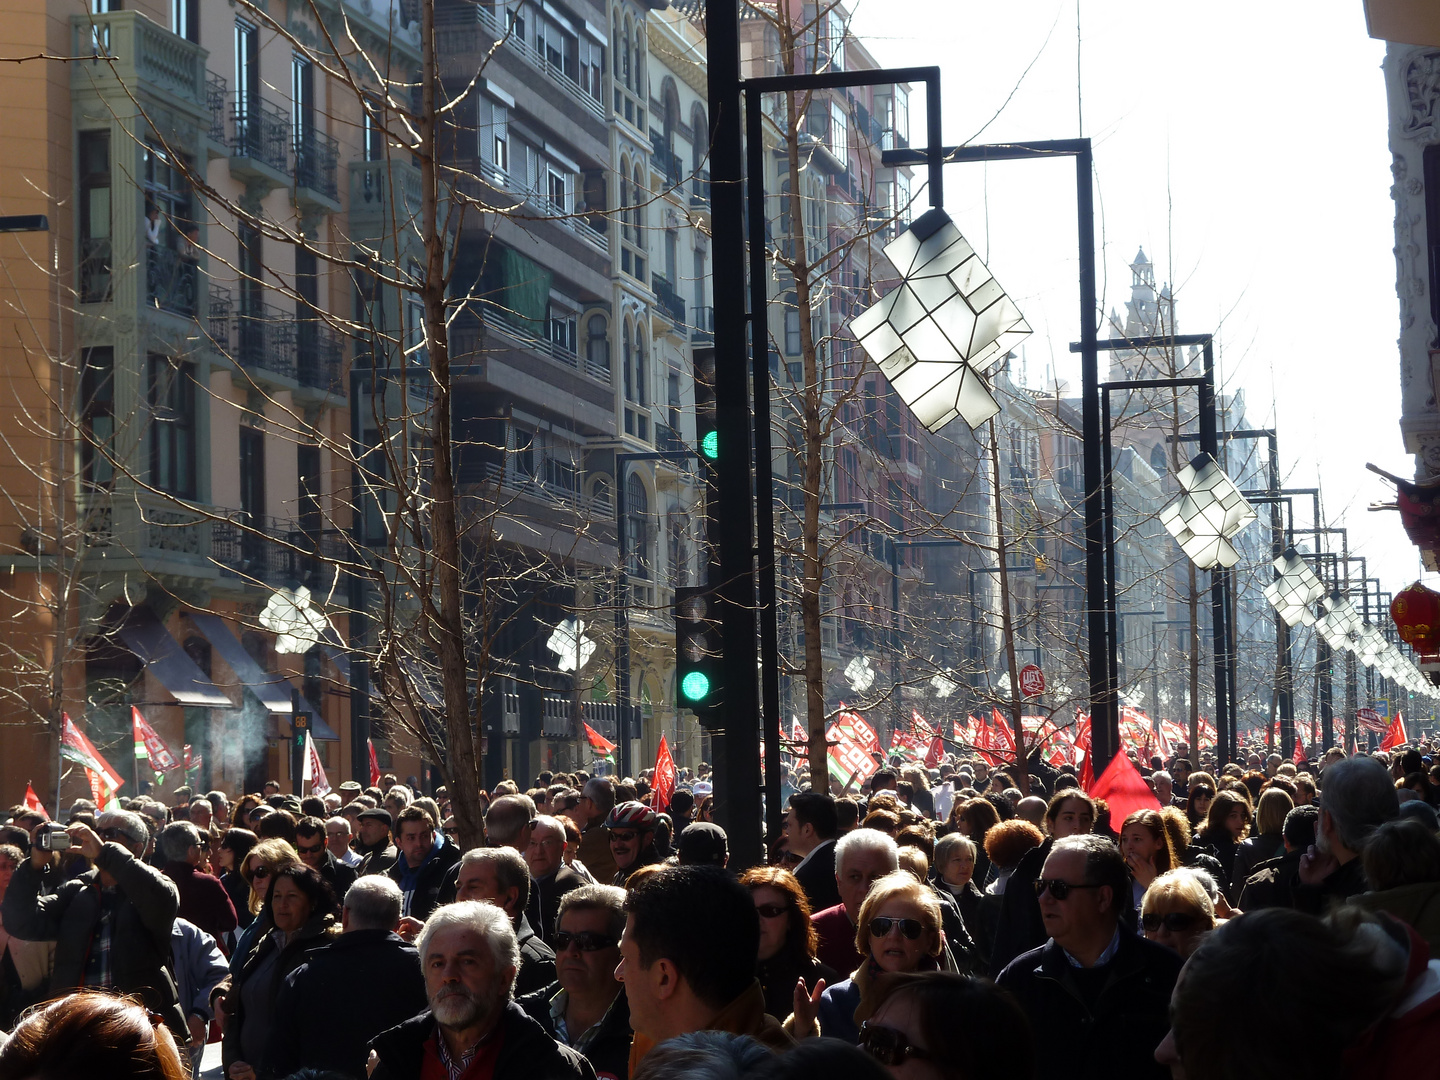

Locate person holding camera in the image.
[1,811,187,1041]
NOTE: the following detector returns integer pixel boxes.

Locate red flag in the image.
[132,706,180,773]
[60,714,125,799]
[368,739,383,787]
[1293,734,1306,765]
[1086,750,1160,823]
[923,735,944,770]
[652,736,676,811]
[992,709,1017,761]
[583,723,617,756]
[23,783,46,819]
[1380,713,1408,751]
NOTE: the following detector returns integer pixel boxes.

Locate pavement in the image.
[197,1041,224,1077]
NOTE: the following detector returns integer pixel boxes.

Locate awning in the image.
[188,613,339,740]
[118,610,232,708]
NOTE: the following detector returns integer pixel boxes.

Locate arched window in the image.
[587,314,610,374]
[621,17,633,89]
[1150,441,1168,474]
[626,474,649,577]
[623,317,635,402]
[691,104,707,173]
[631,163,645,237]
[618,156,632,242]
[634,326,648,406]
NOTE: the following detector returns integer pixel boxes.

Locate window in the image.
[626,475,649,577]
[363,99,385,161]
[292,53,314,174]
[298,443,322,538]
[579,36,603,100]
[239,426,264,525]
[547,168,570,214]
[171,0,197,42]
[80,347,114,490]
[479,98,509,172]
[511,425,535,479]
[150,356,197,498]
[234,19,259,124]
[830,100,848,169]
[237,219,262,316]
[548,305,577,356]
[78,131,111,302]
[586,314,610,373]
[784,309,801,355]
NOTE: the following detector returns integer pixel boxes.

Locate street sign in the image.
[1019,664,1046,697]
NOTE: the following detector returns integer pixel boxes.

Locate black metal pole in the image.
[614,462,632,779]
[706,0,763,869]
[890,541,901,738]
[1194,340,1229,765]
[744,88,783,847]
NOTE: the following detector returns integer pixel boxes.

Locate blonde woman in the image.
[228,838,300,971]
[1141,868,1217,958]
[790,869,943,1044]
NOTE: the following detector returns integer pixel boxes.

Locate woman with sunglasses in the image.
[860,971,1032,1079]
[1140,869,1216,959]
[226,838,300,973]
[215,829,259,938]
[740,867,838,1022]
[794,870,943,1045]
[213,864,338,1080]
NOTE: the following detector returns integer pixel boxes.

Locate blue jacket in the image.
[171,918,228,1021]
[816,977,863,1044]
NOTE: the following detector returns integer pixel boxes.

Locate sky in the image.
[847,0,1426,600]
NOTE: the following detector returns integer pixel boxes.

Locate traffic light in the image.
[674,585,722,722]
[693,346,717,461]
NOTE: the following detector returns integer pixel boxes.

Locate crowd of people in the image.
[0,740,1435,1079]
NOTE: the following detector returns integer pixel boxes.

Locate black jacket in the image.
[929,881,980,974]
[533,865,587,945]
[1237,849,1302,911]
[2,843,187,1037]
[516,916,558,997]
[518,981,633,1080]
[316,849,358,899]
[357,839,399,877]
[386,840,462,921]
[756,951,837,1024]
[939,879,992,973]
[369,1001,596,1080]
[1291,853,1367,915]
[988,837,1053,973]
[997,930,1182,1080]
[793,840,841,914]
[265,929,426,1079]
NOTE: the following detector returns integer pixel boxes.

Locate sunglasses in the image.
[1142,911,1201,933]
[609,831,638,843]
[251,867,273,880]
[98,828,129,842]
[868,916,924,940]
[554,931,616,953]
[755,903,789,919]
[1034,879,1103,901]
[297,843,325,855]
[858,1022,932,1067]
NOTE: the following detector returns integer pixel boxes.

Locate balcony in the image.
[294,130,340,214]
[70,11,206,116]
[651,275,686,328]
[690,170,710,209]
[655,423,686,455]
[435,4,605,121]
[230,303,297,385]
[146,245,199,319]
[212,514,349,587]
[295,317,345,393]
[228,97,291,192]
[350,158,423,235]
[649,130,683,189]
[204,72,228,159]
[471,304,612,385]
[468,461,611,520]
[690,306,714,344]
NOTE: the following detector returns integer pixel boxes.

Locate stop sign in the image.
[1019,664,1046,697]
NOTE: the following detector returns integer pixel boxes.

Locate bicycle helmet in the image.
[604,800,658,831]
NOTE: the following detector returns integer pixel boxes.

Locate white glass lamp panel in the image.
[899,314,963,368]
[882,226,925,278]
[855,317,906,366]
[848,294,891,340]
[964,275,1007,316]
[912,232,976,280]
[889,357,955,404]
[949,252,993,299]
[901,363,966,429]
[877,344,920,382]
[955,367,1002,428]
[885,284,929,335]
[1174,460,1201,491]
[904,218,967,277]
[928,295,979,356]
[907,270,961,312]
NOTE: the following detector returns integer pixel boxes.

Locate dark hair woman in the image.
[216,827,260,934]
[740,867,839,1022]
[213,864,338,1080]
[1119,809,1179,915]
[864,971,1032,1079]
[1186,781,1216,831]
[1195,790,1251,901]
[0,991,189,1080]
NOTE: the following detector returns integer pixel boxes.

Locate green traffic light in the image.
[701,430,719,460]
[681,670,711,702]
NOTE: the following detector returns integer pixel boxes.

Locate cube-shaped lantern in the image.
[1158,454,1257,570]
[1263,548,1326,627]
[848,208,1031,432]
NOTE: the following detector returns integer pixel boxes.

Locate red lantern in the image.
[1391,581,1440,652]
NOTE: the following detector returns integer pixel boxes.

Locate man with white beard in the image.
[367,900,595,1080]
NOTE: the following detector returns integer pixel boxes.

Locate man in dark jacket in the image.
[526,815,586,945]
[355,807,399,876]
[267,876,426,1079]
[990,788,1095,973]
[159,820,237,944]
[387,806,460,920]
[4,812,187,1039]
[1294,756,1398,913]
[454,847,557,996]
[369,900,594,1080]
[518,884,631,1080]
[296,815,357,898]
[997,835,1181,1080]
[1238,804,1319,911]
[785,792,841,913]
